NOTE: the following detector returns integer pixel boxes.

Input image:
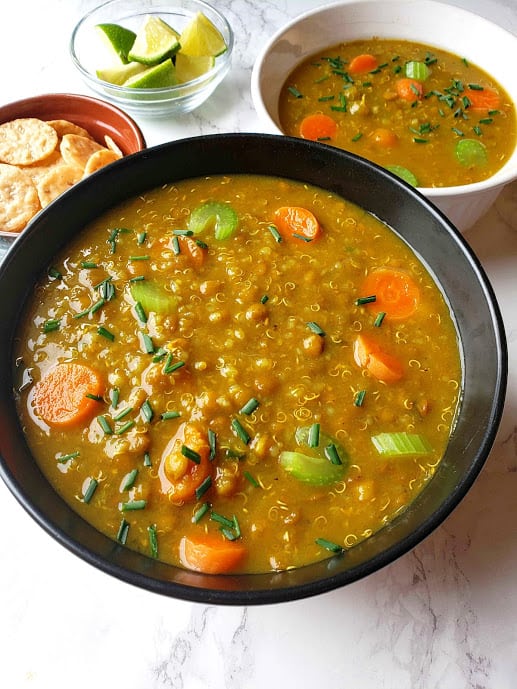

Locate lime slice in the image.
[95,23,137,64]
[386,165,419,187]
[179,12,227,57]
[123,59,177,88]
[128,15,180,66]
[455,138,488,167]
[175,53,215,83]
[96,61,147,85]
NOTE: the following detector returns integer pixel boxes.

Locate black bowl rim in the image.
[0,133,507,605]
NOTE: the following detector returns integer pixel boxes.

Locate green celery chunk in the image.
[279,451,346,486]
[130,281,177,315]
[405,61,430,81]
[386,165,419,187]
[371,432,432,456]
[188,201,238,240]
[455,138,488,167]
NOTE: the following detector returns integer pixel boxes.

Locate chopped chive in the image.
[129,255,150,261]
[351,132,363,142]
[121,468,138,491]
[161,410,181,420]
[111,388,119,409]
[83,477,98,504]
[173,229,194,236]
[208,428,217,460]
[134,301,147,323]
[129,275,145,282]
[260,294,269,304]
[97,415,113,435]
[355,295,376,305]
[374,311,386,327]
[165,360,185,374]
[267,224,282,242]
[43,319,60,333]
[148,524,158,559]
[473,125,483,136]
[57,451,80,464]
[308,422,320,448]
[354,389,367,407]
[141,399,154,423]
[325,443,343,465]
[225,448,246,460]
[307,321,325,336]
[143,451,152,467]
[195,475,212,500]
[115,420,135,435]
[479,117,493,125]
[98,281,115,301]
[488,109,501,116]
[192,502,210,523]
[210,511,234,530]
[90,298,105,315]
[137,231,147,245]
[120,499,147,511]
[196,239,208,249]
[221,527,238,541]
[85,393,103,402]
[113,406,133,421]
[239,397,259,415]
[231,418,250,445]
[182,444,201,464]
[244,471,260,488]
[468,83,483,91]
[318,95,335,102]
[141,332,155,354]
[452,127,464,136]
[315,537,344,554]
[413,138,428,144]
[97,326,115,341]
[48,267,62,279]
[232,515,241,539]
[288,85,303,98]
[292,232,312,242]
[116,518,130,544]
[171,235,181,255]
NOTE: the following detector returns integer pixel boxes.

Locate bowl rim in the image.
[250,0,517,197]
[69,0,234,97]
[0,133,508,605]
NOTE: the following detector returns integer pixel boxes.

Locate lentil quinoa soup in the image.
[279,38,516,188]
[14,174,462,574]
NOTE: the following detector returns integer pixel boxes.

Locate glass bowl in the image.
[70,0,234,117]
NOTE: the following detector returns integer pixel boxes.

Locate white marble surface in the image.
[1,1,517,687]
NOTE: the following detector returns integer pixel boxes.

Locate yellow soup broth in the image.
[14,174,462,574]
[279,39,516,187]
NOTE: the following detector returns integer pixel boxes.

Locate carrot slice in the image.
[353,334,403,383]
[299,113,337,141]
[159,422,212,504]
[179,533,248,574]
[30,362,104,428]
[178,235,207,269]
[395,78,423,102]
[273,206,322,243]
[348,53,379,75]
[360,268,420,320]
[370,128,398,147]
[466,86,501,112]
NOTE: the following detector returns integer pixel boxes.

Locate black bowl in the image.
[0,134,507,605]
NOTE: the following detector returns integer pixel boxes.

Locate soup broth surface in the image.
[14,174,462,574]
[279,38,516,187]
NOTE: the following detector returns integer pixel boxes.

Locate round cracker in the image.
[83,148,120,176]
[0,163,41,233]
[36,164,83,208]
[47,119,93,140]
[23,149,65,184]
[103,134,123,158]
[0,118,58,166]
[60,134,104,169]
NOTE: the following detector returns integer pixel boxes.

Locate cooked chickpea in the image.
[303,333,325,357]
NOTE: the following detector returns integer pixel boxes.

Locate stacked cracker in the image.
[0,117,123,234]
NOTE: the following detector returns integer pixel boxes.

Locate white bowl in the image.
[251,0,517,232]
[70,0,233,118]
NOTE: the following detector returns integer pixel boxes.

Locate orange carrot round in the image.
[159,422,212,504]
[273,206,322,243]
[353,334,403,383]
[395,77,423,102]
[299,113,337,141]
[466,86,501,112]
[178,235,207,269]
[179,532,248,574]
[31,362,104,428]
[360,268,420,320]
[370,128,398,147]
[348,53,379,75]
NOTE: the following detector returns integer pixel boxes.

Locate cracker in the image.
[0,118,58,166]
[23,149,65,185]
[0,163,41,233]
[47,119,93,140]
[83,148,121,176]
[104,134,123,158]
[60,134,104,169]
[36,164,84,208]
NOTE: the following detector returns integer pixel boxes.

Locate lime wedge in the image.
[128,15,180,66]
[95,23,137,64]
[175,53,215,83]
[123,59,177,88]
[179,12,227,57]
[96,61,147,85]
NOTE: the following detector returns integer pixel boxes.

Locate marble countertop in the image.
[1,1,517,687]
